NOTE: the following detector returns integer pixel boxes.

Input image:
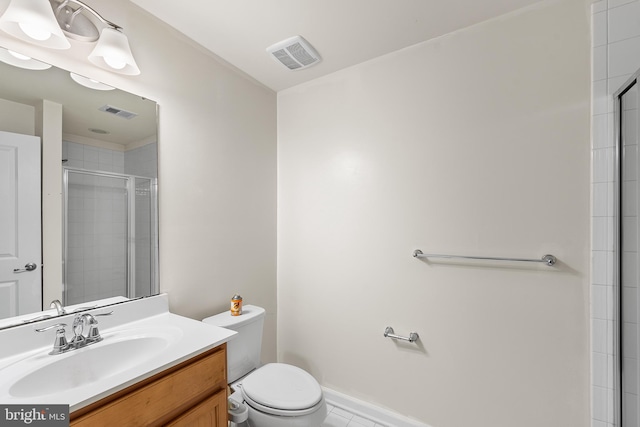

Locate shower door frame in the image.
[614,68,640,427]
[62,167,158,305]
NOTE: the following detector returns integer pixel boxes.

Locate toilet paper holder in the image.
[384,326,419,343]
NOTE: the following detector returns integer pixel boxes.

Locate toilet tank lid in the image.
[202,304,265,328]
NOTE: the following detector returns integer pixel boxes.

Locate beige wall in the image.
[0,0,278,361]
[277,1,591,426]
[0,98,33,135]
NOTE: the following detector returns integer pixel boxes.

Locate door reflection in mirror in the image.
[0,131,41,318]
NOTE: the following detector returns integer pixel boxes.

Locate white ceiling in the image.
[130,0,544,92]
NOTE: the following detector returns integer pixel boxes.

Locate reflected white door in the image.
[0,131,41,319]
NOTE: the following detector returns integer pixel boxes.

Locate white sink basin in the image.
[8,328,180,398]
[0,295,236,411]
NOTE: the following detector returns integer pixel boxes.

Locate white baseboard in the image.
[322,387,431,427]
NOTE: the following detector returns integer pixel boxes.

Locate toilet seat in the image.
[241,363,323,416]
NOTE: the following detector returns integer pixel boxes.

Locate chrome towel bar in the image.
[384,327,419,343]
[412,249,557,266]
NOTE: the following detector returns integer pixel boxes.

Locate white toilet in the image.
[203,305,327,427]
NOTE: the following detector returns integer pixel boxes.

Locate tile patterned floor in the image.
[322,404,388,427]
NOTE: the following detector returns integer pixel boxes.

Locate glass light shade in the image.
[0,47,51,70]
[0,0,70,49]
[69,72,115,91]
[88,27,140,76]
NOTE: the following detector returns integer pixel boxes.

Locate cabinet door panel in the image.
[71,347,226,427]
[166,390,226,427]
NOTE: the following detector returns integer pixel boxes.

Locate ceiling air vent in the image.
[266,35,321,71]
[98,104,138,120]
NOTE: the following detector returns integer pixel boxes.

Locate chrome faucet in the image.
[36,311,113,355]
[69,314,87,347]
[50,299,66,315]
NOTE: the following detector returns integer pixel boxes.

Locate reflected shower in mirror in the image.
[63,168,157,306]
[0,47,158,326]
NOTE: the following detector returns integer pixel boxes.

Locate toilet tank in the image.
[202,304,265,383]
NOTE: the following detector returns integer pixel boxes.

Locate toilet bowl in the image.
[203,305,327,427]
[233,363,326,427]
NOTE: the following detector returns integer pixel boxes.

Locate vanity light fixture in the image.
[0,0,70,49]
[88,27,139,75]
[0,47,51,70]
[0,0,140,75]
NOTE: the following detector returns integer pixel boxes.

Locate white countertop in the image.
[0,294,236,411]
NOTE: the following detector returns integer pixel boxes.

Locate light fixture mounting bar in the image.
[54,0,122,30]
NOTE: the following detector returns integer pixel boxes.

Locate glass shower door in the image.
[64,170,129,305]
[619,76,640,426]
[132,177,157,298]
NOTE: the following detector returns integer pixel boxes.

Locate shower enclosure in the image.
[616,68,640,426]
[62,167,158,305]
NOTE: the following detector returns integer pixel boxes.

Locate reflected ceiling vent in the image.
[98,104,137,119]
[89,128,109,134]
[266,35,321,71]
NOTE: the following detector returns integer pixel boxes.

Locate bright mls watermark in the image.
[0,405,69,426]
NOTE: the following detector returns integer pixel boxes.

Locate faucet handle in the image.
[35,323,69,355]
[35,322,67,332]
[69,305,97,314]
[82,311,113,342]
[92,311,113,317]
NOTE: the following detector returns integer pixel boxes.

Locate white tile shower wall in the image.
[125,143,157,298]
[65,173,128,304]
[125,142,158,178]
[133,179,155,297]
[63,142,126,304]
[63,141,125,173]
[63,140,158,178]
[591,1,640,426]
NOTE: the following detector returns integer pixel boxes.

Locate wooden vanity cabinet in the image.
[70,344,228,427]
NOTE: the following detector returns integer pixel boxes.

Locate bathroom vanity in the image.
[0,294,235,427]
[71,345,227,426]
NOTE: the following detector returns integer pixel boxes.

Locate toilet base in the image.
[228,395,249,425]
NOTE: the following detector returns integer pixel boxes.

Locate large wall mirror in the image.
[0,47,159,327]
